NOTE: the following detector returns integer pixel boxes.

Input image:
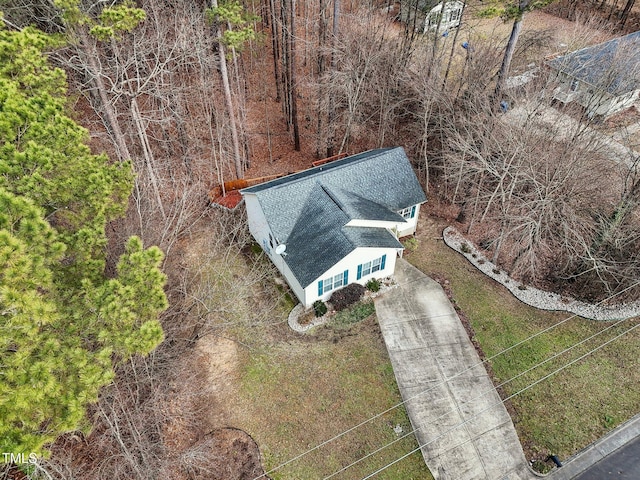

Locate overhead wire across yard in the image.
[360,319,640,479]
[322,313,638,479]
[251,278,640,480]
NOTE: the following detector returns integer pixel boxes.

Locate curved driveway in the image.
[374,259,533,480]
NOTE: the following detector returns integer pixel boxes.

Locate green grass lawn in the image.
[234,316,432,480]
[409,216,640,468]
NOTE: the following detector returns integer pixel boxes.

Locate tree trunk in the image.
[427,0,448,79]
[78,29,131,162]
[608,0,620,20]
[619,0,635,26]
[567,0,579,21]
[494,0,529,98]
[131,97,166,218]
[316,0,327,157]
[326,0,340,157]
[442,1,466,90]
[289,0,301,151]
[404,0,421,45]
[280,0,291,125]
[230,43,251,166]
[268,0,282,102]
[211,0,244,179]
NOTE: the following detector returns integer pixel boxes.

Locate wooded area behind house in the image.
[1,0,640,477]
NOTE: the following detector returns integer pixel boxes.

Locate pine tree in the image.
[0,20,167,457]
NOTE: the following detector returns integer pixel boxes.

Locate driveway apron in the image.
[374,259,533,480]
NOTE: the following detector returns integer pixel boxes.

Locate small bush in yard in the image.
[365,278,381,292]
[330,283,365,311]
[333,301,376,328]
[403,236,418,252]
[313,300,327,317]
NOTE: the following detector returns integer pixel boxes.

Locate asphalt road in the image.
[573,436,640,479]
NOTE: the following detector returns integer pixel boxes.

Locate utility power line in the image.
[252,278,640,480]
[321,314,634,479]
[359,320,640,479]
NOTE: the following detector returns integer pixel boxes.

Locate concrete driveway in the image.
[374,259,533,480]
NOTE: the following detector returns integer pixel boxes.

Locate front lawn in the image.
[234,316,432,479]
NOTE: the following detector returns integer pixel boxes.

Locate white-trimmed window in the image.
[361,261,372,277]
[357,255,387,280]
[399,205,417,219]
[319,271,347,295]
[371,257,382,273]
[323,273,343,293]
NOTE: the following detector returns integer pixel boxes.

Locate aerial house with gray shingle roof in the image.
[548,31,640,119]
[240,147,427,308]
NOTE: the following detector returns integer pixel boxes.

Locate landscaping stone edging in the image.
[287,303,329,333]
[443,226,640,321]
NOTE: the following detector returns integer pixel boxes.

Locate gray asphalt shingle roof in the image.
[326,187,408,223]
[548,31,640,96]
[241,147,426,287]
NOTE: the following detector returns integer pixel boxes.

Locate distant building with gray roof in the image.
[548,31,640,119]
[241,147,427,307]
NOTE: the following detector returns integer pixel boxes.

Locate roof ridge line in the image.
[240,147,400,194]
[319,183,348,214]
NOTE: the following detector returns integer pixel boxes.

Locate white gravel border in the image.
[288,303,329,333]
[443,226,640,321]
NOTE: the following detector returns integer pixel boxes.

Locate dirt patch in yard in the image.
[196,336,242,428]
[180,336,270,479]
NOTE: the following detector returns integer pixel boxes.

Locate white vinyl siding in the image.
[306,248,399,307]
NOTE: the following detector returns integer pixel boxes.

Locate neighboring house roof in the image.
[241,147,427,288]
[547,31,640,96]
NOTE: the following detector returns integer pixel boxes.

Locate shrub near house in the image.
[330,283,366,311]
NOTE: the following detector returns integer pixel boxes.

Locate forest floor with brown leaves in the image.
[58,4,640,478]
